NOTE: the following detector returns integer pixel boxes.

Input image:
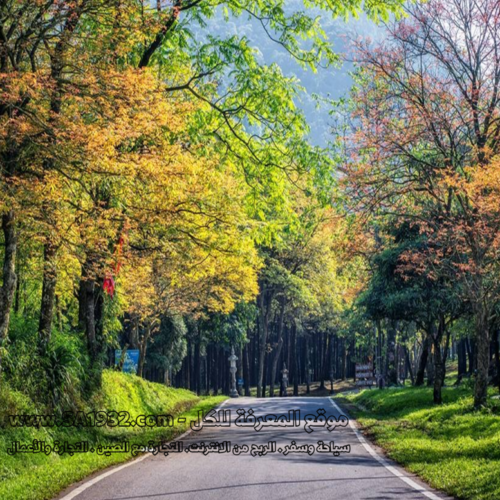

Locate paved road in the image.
[57,397,451,500]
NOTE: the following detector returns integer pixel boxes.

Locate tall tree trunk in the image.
[269,299,285,397]
[262,349,269,398]
[305,335,311,393]
[205,344,211,394]
[13,263,21,314]
[320,332,329,389]
[416,333,430,386]
[386,320,398,385]
[457,338,467,380]
[186,337,193,391]
[249,331,254,387]
[433,339,444,404]
[38,8,83,353]
[427,350,435,386]
[405,347,415,385]
[257,288,270,398]
[441,326,452,385]
[204,351,208,395]
[341,338,346,381]
[212,346,218,395]
[194,334,201,395]
[291,322,298,396]
[432,317,446,405]
[138,325,151,378]
[0,210,17,376]
[376,321,383,388]
[269,336,284,397]
[243,342,251,396]
[38,242,57,348]
[474,301,490,408]
[78,257,105,390]
[466,337,475,374]
[493,329,500,394]
[223,348,229,395]
[327,333,334,391]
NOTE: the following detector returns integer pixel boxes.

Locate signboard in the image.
[356,364,372,371]
[355,362,375,388]
[115,349,140,374]
[356,379,375,387]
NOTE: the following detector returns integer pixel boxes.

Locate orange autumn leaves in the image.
[72,69,260,321]
[1,64,260,324]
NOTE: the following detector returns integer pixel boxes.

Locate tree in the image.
[0,0,405,402]
[359,221,464,402]
[0,0,118,376]
[345,0,500,407]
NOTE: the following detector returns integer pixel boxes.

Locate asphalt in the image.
[56,397,452,500]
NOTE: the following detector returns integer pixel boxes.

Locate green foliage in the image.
[146,316,188,377]
[42,339,84,413]
[150,0,402,234]
[358,221,465,325]
[199,302,256,347]
[3,315,88,411]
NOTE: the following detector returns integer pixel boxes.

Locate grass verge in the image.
[339,387,500,500]
[0,370,227,500]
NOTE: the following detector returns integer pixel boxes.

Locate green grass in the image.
[0,370,227,500]
[341,387,500,500]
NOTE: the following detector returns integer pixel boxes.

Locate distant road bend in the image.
[57,397,452,500]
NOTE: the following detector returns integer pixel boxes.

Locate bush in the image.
[3,314,89,411]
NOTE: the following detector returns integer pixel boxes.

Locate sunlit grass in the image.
[0,371,227,500]
[342,387,500,500]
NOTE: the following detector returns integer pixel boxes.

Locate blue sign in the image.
[115,349,140,374]
[237,378,244,385]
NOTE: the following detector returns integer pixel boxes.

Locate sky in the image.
[214,3,388,147]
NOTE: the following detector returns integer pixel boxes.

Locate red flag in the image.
[103,275,115,297]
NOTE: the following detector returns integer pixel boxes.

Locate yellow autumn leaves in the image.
[1,63,260,325]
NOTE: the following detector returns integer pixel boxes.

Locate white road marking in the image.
[328,397,442,500]
[58,399,229,500]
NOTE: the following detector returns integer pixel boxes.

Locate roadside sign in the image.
[115,349,140,374]
[355,362,375,387]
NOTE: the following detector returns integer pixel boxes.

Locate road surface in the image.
[57,397,451,500]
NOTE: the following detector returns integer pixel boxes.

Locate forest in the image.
[1,0,500,432]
